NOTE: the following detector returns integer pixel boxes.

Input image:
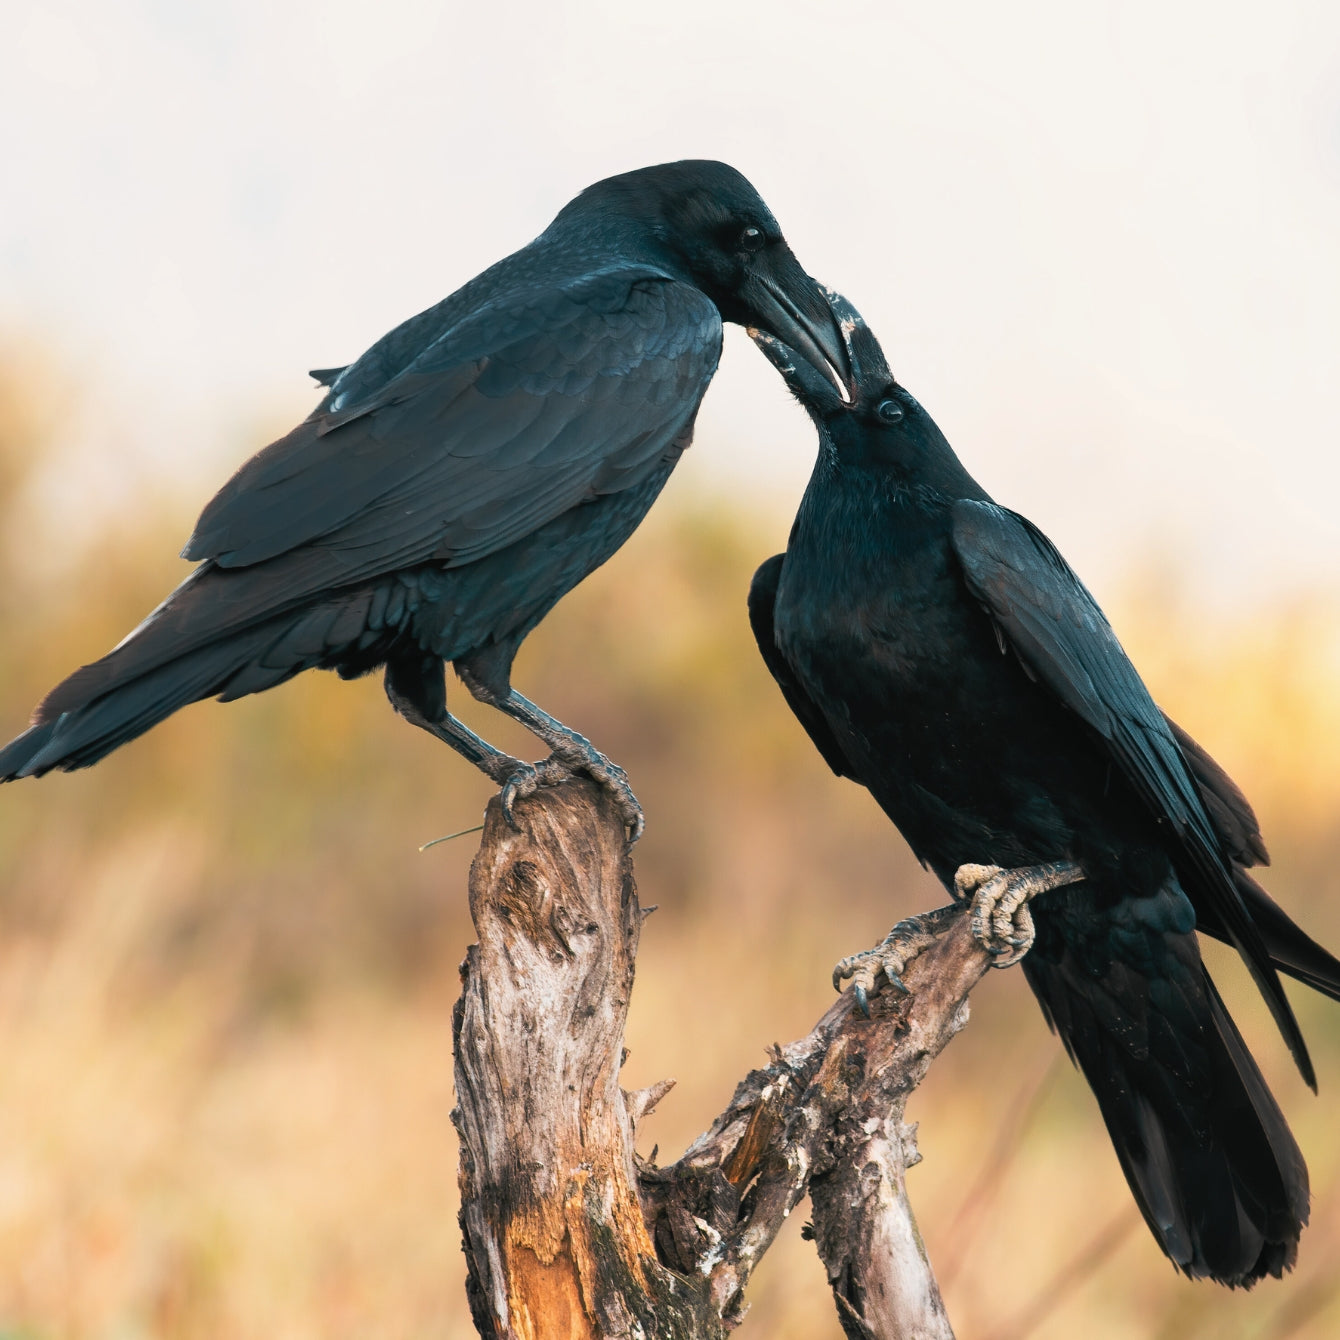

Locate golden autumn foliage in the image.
[0,356,1337,1339]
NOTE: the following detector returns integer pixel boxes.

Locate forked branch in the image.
[452,779,991,1338]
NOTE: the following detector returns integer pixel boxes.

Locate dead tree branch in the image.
[452,779,992,1338]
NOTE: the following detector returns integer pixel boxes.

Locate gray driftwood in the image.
[452,778,992,1338]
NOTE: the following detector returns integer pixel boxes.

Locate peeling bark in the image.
[452,779,991,1338]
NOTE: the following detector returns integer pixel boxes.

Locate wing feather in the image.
[747,553,858,781]
[183,269,721,580]
[950,499,1313,1087]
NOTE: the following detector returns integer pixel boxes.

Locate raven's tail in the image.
[1179,867,1340,1006]
[0,565,390,780]
[1023,878,1309,1286]
[1235,869,1340,1004]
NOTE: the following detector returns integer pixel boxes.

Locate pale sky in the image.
[3,0,1339,607]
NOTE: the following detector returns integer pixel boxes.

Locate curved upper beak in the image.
[743,250,855,401]
[748,285,886,416]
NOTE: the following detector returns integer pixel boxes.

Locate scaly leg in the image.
[385,677,568,820]
[461,680,644,841]
[832,903,963,1016]
[954,860,1085,969]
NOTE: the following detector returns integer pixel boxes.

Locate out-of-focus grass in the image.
[0,360,1338,1338]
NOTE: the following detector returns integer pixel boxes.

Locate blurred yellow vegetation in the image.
[0,352,1337,1338]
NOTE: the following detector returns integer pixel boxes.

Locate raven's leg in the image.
[954,861,1085,968]
[387,680,515,782]
[457,673,644,841]
[384,657,568,821]
[494,691,643,841]
[832,904,962,1015]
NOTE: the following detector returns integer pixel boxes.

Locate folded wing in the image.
[186,267,722,578]
[951,499,1314,1088]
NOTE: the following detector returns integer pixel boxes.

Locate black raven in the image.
[748,293,1340,1285]
[0,160,850,836]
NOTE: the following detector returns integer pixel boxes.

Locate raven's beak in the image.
[815,284,890,391]
[748,326,847,414]
[745,250,855,401]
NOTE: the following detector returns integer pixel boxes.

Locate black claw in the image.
[854,983,871,1018]
[886,973,910,997]
[500,790,524,830]
[499,761,544,828]
[497,750,643,842]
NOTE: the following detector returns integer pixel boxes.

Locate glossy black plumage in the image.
[748,296,1340,1285]
[0,161,848,802]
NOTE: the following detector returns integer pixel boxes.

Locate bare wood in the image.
[805,925,983,1340]
[641,916,987,1335]
[453,778,722,1338]
[453,779,992,1337]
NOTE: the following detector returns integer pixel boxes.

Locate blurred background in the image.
[1,1,1338,1336]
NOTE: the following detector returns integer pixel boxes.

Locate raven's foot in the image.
[546,743,643,842]
[954,860,1084,969]
[472,687,644,841]
[498,750,642,840]
[832,904,962,1016]
[497,756,575,828]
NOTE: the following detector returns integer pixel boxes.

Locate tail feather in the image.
[1235,869,1340,1004]
[2,624,292,778]
[1166,712,1340,1003]
[0,722,60,780]
[1,576,390,781]
[1190,868,1340,1005]
[1025,878,1309,1286]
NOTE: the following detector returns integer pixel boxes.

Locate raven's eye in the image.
[876,399,904,423]
[739,226,765,253]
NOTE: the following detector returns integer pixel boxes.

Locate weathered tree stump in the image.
[452,778,992,1338]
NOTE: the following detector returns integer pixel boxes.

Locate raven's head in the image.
[566,160,854,399]
[750,288,969,486]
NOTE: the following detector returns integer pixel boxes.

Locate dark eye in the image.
[877,398,904,423]
[739,226,765,253]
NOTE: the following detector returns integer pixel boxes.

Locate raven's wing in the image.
[1167,717,1340,999]
[747,553,857,780]
[1166,717,1269,867]
[184,267,722,592]
[950,499,1314,1088]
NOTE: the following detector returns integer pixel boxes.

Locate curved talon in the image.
[618,790,645,844]
[590,767,642,842]
[833,958,853,993]
[498,757,569,827]
[478,689,643,838]
[830,908,955,1012]
[499,762,540,828]
[496,752,644,841]
[563,752,643,842]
